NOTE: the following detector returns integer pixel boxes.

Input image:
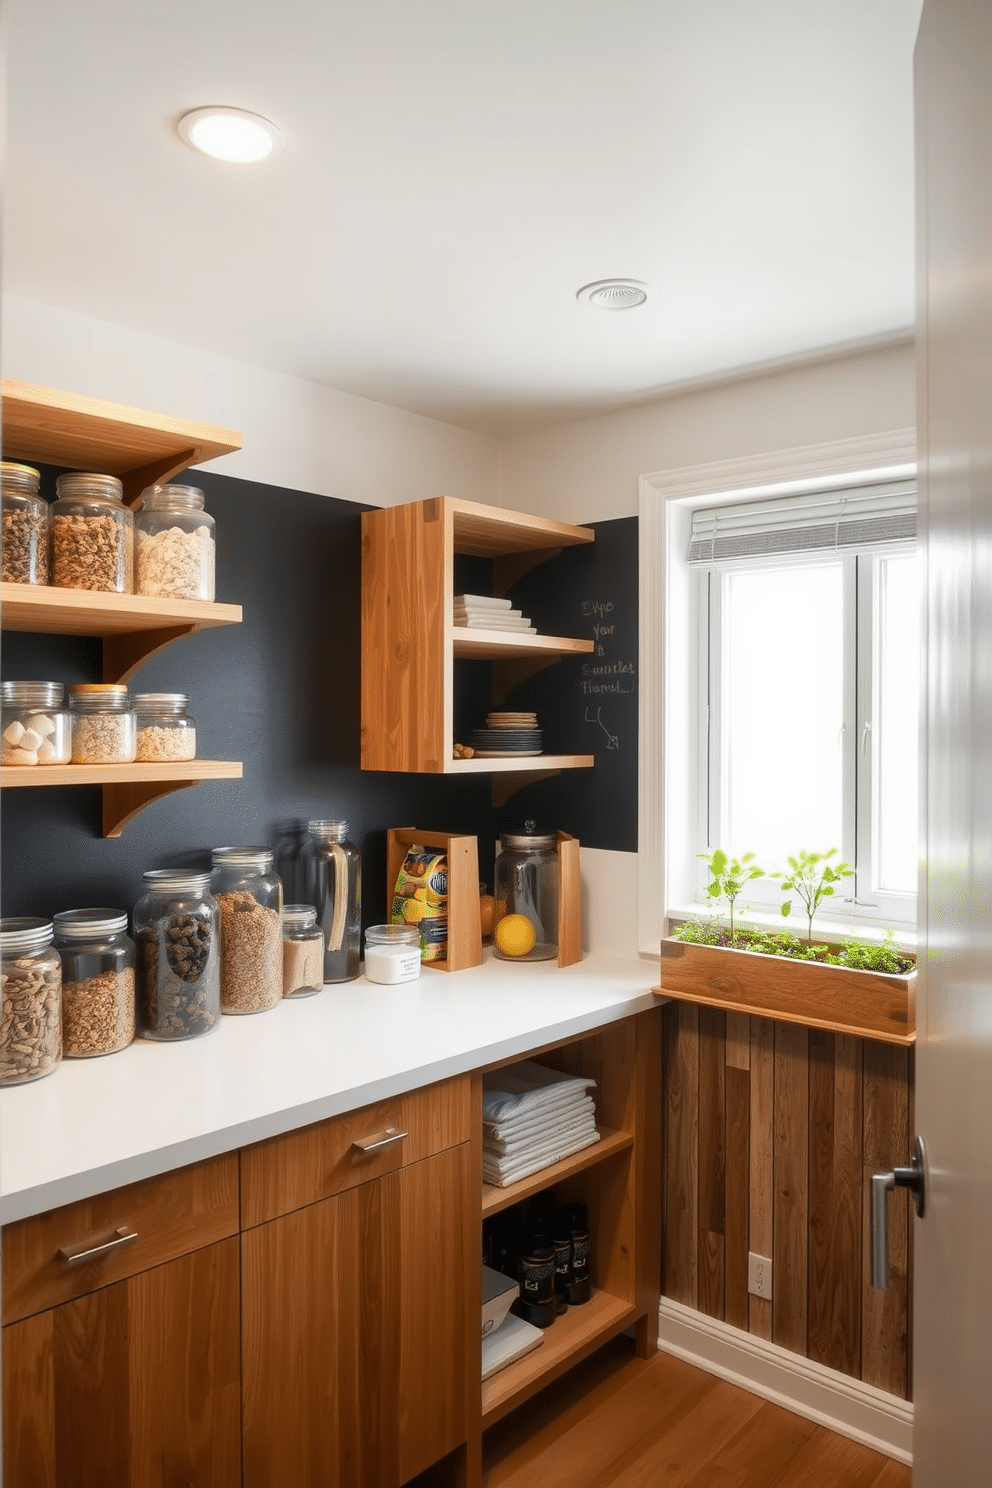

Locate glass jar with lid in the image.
[133,870,220,1040]
[69,683,137,763]
[364,923,421,985]
[135,483,216,601]
[209,847,283,1013]
[302,820,361,983]
[1,680,71,766]
[134,693,196,762]
[51,471,133,592]
[1,461,49,585]
[493,821,559,962]
[282,904,325,997]
[53,909,135,1057]
[0,918,62,1085]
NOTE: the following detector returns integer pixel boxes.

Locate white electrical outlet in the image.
[748,1251,772,1299]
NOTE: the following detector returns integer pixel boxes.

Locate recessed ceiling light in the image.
[576,279,653,310]
[177,107,283,164]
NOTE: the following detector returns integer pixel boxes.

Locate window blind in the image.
[687,478,916,566]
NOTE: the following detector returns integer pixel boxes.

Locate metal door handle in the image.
[59,1225,138,1265]
[351,1127,408,1154]
[871,1134,927,1289]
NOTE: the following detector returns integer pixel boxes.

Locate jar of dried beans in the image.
[133,870,220,1041]
[1,462,49,585]
[134,693,196,762]
[53,909,135,1057]
[1,680,72,766]
[0,917,62,1086]
[135,483,216,601]
[209,847,283,1014]
[51,472,133,592]
[69,684,137,763]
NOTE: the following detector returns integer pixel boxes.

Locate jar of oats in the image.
[0,917,62,1086]
[210,847,283,1014]
[51,472,133,592]
[135,484,215,601]
[133,693,196,762]
[52,909,135,1058]
[1,462,49,585]
[68,684,137,763]
[1,680,71,766]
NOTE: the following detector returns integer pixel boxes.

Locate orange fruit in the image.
[494,913,537,958]
[479,893,496,939]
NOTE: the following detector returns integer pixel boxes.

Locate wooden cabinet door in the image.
[242,1143,473,1488]
[2,1236,241,1488]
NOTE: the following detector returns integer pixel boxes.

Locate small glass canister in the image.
[1,462,49,585]
[69,683,137,763]
[53,909,135,1057]
[0,917,62,1085]
[282,904,325,998]
[1,680,71,766]
[134,693,196,762]
[51,472,134,592]
[133,870,220,1040]
[210,847,283,1013]
[302,820,361,984]
[135,483,216,601]
[364,924,421,985]
[493,820,559,962]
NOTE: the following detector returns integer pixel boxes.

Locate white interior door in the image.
[912,2,992,1480]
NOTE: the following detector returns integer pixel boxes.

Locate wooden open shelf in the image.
[452,628,594,661]
[0,761,244,837]
[482,1126,634,1218]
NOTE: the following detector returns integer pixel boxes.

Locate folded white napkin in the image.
[456,594,514,609]
[484,1097,597,1154]
[484,1112,597,1160]
[482,1129,601,1187]
[483,1091,594,1143]
[482,1062,597,1122]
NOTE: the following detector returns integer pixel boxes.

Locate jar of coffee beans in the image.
[51,472,133,592]
[133,870,220,1041]
[0,917,62,1086]
[1,462,49,585]
[53,909,135,1057]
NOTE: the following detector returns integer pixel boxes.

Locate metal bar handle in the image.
[59,1225,138,1266]
[351,1127,408,1155]
[871,1172,896,1289]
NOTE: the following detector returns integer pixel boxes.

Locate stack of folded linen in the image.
[453,594,536,632]
[482,1060,599,1187]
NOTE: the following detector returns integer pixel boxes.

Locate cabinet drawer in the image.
[240,1074,472,1227]
[1,1151,239,1326]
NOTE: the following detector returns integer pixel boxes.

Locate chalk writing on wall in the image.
[579,597,636,749]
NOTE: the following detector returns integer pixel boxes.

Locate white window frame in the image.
[636,428,917,959]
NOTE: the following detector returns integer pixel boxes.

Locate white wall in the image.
[2,295,500,508]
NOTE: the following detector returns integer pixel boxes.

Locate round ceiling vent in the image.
[576,278,653,310]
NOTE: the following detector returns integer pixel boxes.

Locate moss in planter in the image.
[672,918,913,975]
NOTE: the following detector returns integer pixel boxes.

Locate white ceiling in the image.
[5,0,922,436]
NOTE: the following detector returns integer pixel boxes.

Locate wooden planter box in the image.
[655,936,916,1045]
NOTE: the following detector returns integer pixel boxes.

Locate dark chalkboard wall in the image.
[1,470,498,923]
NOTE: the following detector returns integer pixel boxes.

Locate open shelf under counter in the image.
[481,1289,638,1427]
[481,1126,634,1219]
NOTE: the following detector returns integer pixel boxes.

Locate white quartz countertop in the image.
[0,952,660,1224]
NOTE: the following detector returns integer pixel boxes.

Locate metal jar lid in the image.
[53,909,129,939]
[499,819,557,851]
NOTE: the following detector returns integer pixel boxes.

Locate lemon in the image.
[494,913,537,958]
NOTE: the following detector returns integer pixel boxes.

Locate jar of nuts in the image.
[133,693,196,762]
[0,917,62,1086]
[69,684,137,763]
[51,472,134,592]
[135,484,215,601]
[1,462,49,585]
[52,909,135,1058]
[210,847,284,1014]
[133,870,221,1041]
[1,680,72,766]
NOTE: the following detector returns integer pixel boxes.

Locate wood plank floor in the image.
[481,1337,911,1488]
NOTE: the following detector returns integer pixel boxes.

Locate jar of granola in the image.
[134,694,196,762]
[209,847,283,1014]
[53,909,135,1057]
[135,484,215,601]
[1,462,49,585]
[51,472,134,593]
[69,684,136,763]
[0,918,62,1086]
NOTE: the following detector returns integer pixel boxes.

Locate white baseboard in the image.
[657,1297,913,1466]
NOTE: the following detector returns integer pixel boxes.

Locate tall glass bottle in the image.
[303,820,361,983]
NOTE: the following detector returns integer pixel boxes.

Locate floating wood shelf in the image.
[0,761,244,837]
[451,630,594,661]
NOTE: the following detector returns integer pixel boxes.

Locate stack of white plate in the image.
[453,594,536,632]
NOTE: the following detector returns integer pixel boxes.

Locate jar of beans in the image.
[1,680,71,766]
[135,484,215,601]
[210,847,283,1014]
[133,870,220,1041]
[133,693,196,762]
[1,462,49,585]
[53,909,135,1058]
[0,917,62,1086]
[69,684,137,763]
[51,472,133,592]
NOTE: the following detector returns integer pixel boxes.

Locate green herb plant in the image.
[778,848,854,946]
[698,848,765,943]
